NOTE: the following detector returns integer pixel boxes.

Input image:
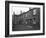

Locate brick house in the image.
[12,8,40,25]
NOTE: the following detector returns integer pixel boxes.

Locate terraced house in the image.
[12,8,40,31]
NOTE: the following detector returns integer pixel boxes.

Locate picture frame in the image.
[5,1,45,37]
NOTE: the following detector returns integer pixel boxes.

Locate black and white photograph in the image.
[5,1,45,37]
[12,7,40,31]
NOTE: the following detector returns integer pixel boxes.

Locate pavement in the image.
[12,24,40,31]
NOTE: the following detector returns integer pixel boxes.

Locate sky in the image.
[12,7,29,15]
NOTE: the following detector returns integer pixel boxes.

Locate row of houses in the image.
[12,8,40,25]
